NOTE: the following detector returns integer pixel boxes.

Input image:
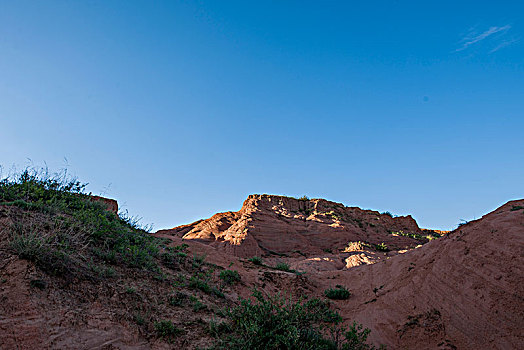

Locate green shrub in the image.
[171,243,189,251]
[275,262,292,272]
[92,247,117,264]
[219,269,241,285]
[324,285,351,300]
[248,256,263,265]
[212,290,374,350]
[88,262,116,278]
[133,312,146,326]
[375,243,389,252]
[154,320,182,342]
[190,295,207,312]
[342,322,373,350]
[161,250,186,269]
[168,292,187,306]
[192,253,206,269]
[511,205,524,211]
[189,275,212,293]
[208,319,231,337]
[30,279,46,289]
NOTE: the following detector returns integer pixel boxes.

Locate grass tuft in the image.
[154,320,182,342]
[275,262,293,272]
[375,242,389,252]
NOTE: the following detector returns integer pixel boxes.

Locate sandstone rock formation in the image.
[92,195,118,214]
[158,194,433,265]
[159,196,524,349]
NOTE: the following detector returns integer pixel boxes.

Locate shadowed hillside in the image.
[0,171,377,350]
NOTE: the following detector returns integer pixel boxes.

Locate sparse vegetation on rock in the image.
[325,285,351,300]
[1,169,164,280]
[248,256,263,265]
[219,269,241,285]
[375,243,389,252]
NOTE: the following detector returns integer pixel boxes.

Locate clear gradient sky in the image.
[1,1,523,230]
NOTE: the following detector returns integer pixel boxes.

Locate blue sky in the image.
[1,1,523,230]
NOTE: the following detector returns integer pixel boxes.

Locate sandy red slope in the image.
[319,199,524,349]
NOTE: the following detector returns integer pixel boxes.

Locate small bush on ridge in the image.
[325,285,351,300]
[248,256,263,265]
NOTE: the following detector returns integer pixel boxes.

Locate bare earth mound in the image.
[325,199,524,349]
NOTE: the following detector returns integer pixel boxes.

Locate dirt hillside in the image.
[310,199,524,349]
[160,196,524,349]
[1,185,522,349]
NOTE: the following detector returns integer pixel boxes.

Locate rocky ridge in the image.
[158,194,442,271]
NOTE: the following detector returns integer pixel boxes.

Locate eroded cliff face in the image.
[158,194,431,261]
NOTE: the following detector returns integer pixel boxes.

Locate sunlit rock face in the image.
[157,194,429,262]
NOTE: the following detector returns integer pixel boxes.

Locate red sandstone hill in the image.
[157,195,439,268]
[158,196,524,349]
[311,199,524,349]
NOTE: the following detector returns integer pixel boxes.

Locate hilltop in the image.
[158,194,443,272]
